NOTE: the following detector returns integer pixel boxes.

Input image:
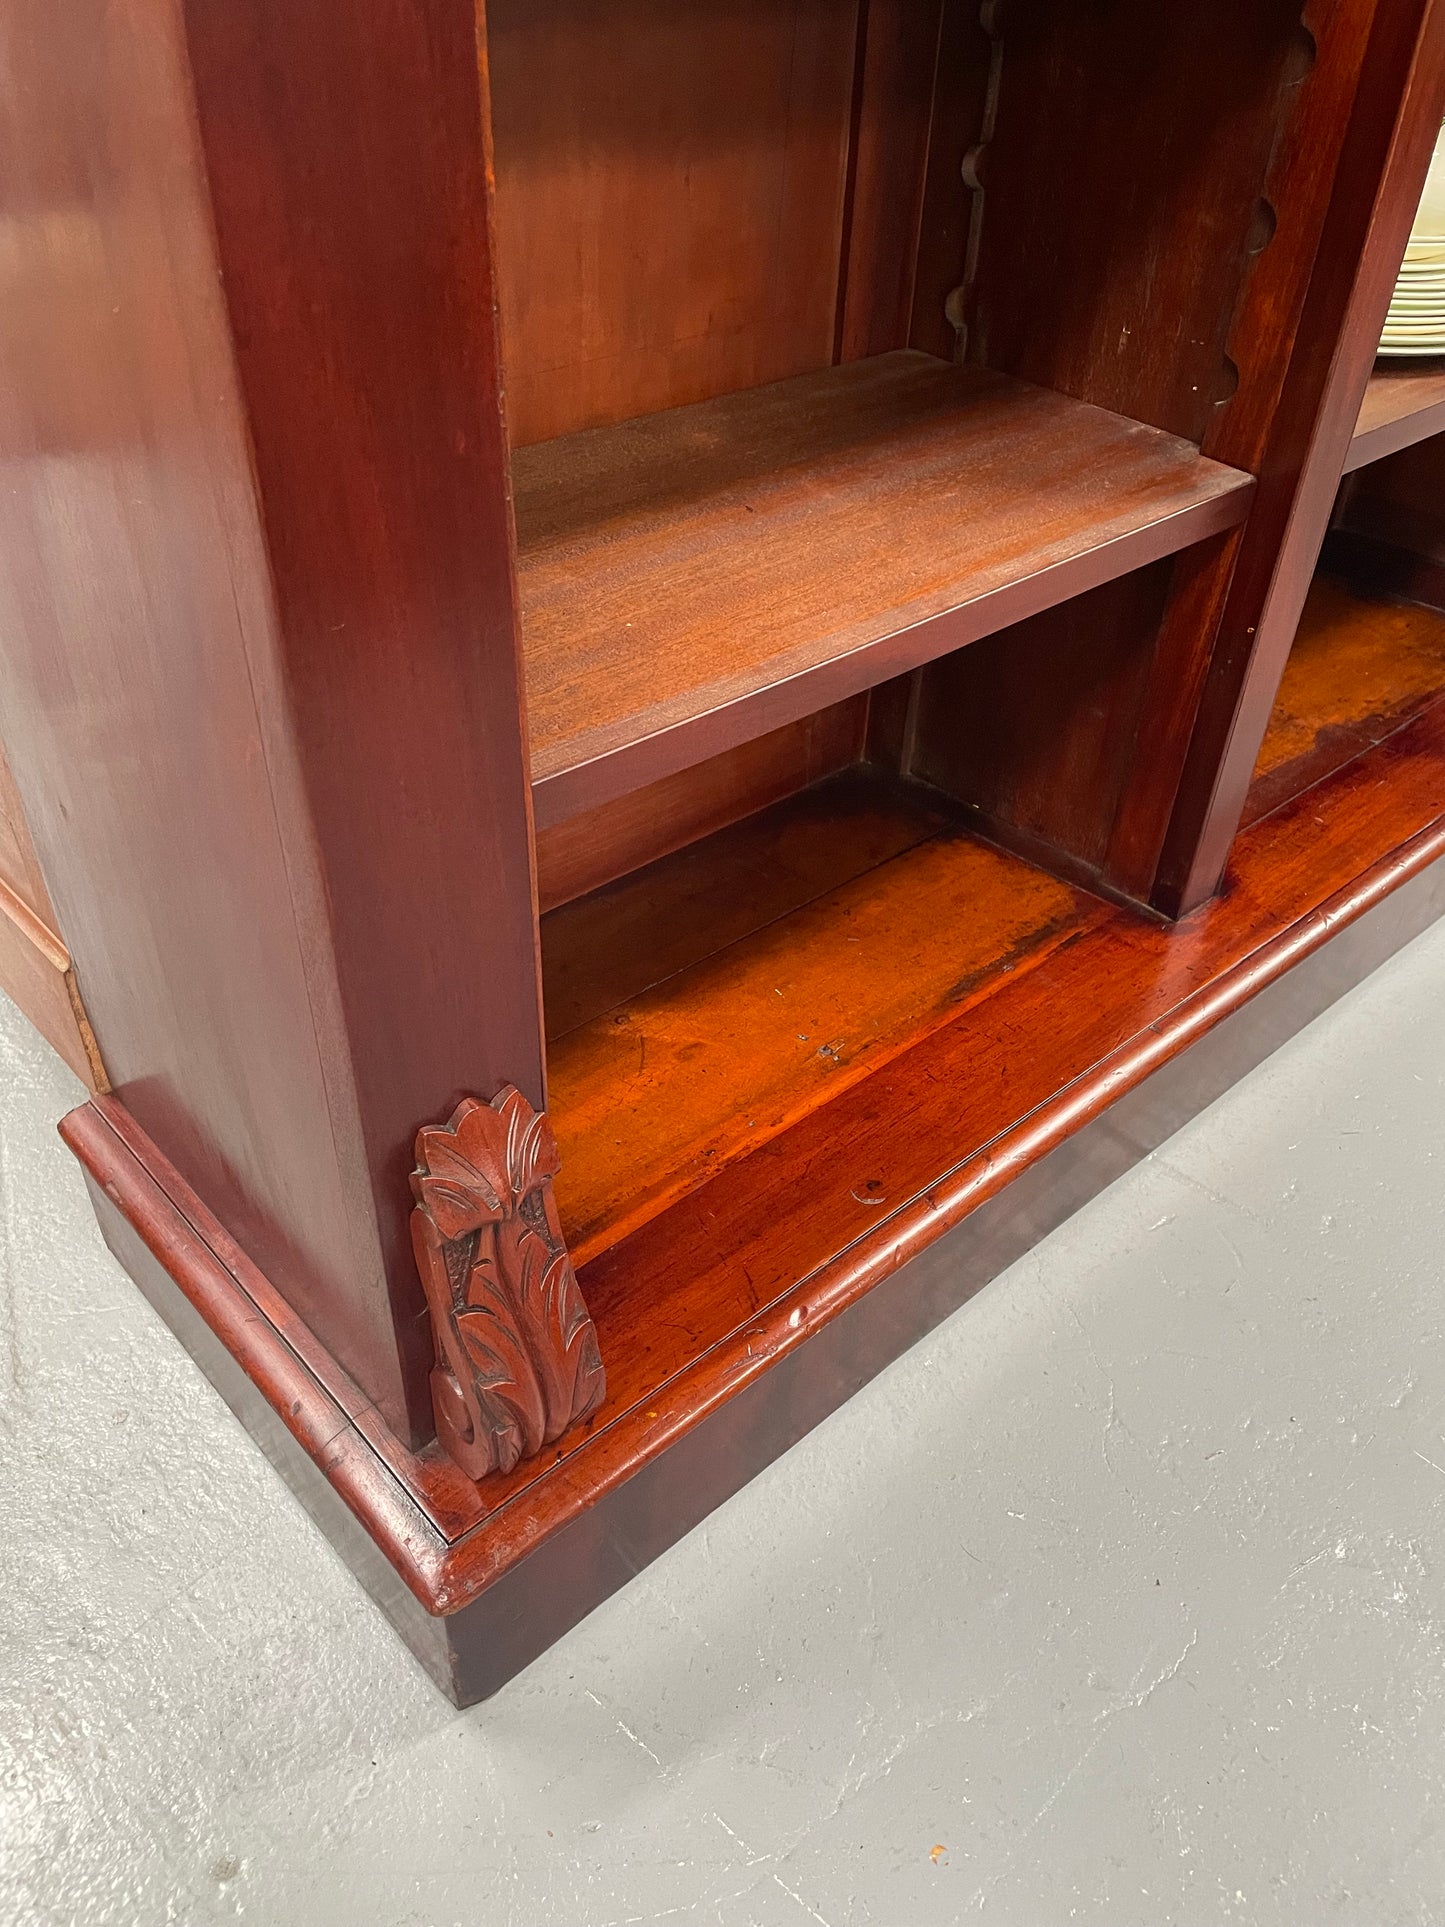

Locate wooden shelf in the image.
[1346,363,1445,472]
[516,352,1255,830]
[549,560,1445,1265]
[1246,569,1445,825]
[542,768,1094,1263]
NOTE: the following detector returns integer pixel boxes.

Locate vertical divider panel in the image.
[889,0,1424,914]
[1157,0,1445,911]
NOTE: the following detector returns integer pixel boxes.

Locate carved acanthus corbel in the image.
[410,1087,605,1479]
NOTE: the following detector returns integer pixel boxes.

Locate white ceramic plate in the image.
[1410,126,1445,242]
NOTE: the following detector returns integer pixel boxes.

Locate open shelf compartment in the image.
[1348,362,1445,472]
[1247,569,1445,824]
[541,760,1101,1263]
[518,355,1253,828]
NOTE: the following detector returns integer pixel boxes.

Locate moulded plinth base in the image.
[63,705,1445,1706]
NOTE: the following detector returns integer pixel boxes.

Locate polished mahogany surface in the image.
[1246,573,1445,823]
[0,0,552,1443]
[1158,0,1445,911]
[0,0,421,1426]
[487,0,859,448]
[534,700,868,914]
[63,671,1445,1616]
[182,0,547,1436]
[518,353,1252,829]
[1348,363,1445,470]
[818,0,1432,915]
[543,770,1091,1264]
[19,0,1445,1708]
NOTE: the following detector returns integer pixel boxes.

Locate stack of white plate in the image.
[1381,125,1445,357]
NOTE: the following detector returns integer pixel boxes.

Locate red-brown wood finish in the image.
[519,354,1252,828]
[878,0,1420,911]
[1244,572,1445,824]
[0,742,105,1088]
[411,1090,604,1479]
[533,699,869,913]
[62,688,1445,1663]
[1348,363,1445,469]
[0,0,408,1418]
[487,0,860,447]
[835,0,949,363]
[0,0,546,1443]
[14,0,1445,1701]
[1157,0,1445,912]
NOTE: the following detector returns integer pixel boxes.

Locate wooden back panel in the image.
[488,0,861,447]
[958,0,1308,443]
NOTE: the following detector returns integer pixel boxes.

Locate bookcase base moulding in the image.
[61,714,1445,1702]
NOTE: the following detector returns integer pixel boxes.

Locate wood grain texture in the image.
[1245,573,1445,823]
[544,769,1093,1262]
[487,0,859,447]
[411,1089,604,1479]
[0,0,548,1443]
[77,807,1445,1706]
[182,0,548,1435]
[963,0,1306,443]
[1157,0,1445,912]
[61,684,1445,1647]
[534,699,867,913]
[0,878,104,1088]
[541,766,947,1040]
[27,0,1445,1708]
[835,0,945,361]
[1348,362,1445,470]
[0,0,420,1429]
[928,0,1430,909]
[519,352,1253,828]
[0,738,56,926]
[906,562,1177,882]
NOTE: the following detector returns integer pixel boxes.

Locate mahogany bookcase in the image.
[3,0,1445,1703]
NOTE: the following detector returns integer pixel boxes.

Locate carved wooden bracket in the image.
[410,1087,605,1480]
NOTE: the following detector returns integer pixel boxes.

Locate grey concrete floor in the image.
[3,923,1445,1927]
